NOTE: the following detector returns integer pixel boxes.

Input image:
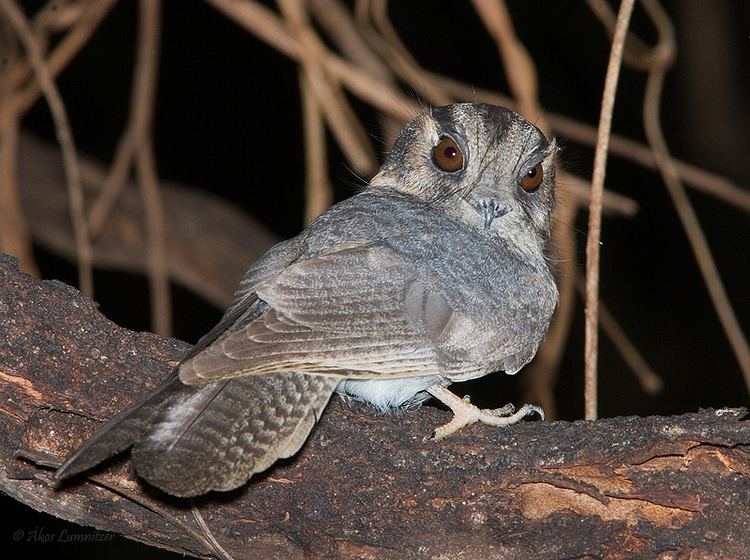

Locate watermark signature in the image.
[12,526,115,544]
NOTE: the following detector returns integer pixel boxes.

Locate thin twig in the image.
[14,0,117,115]
[326,52,419,122]
[471,0,547,133]
[0,109,35,274]
[364,0,453,106]
[87,127,135,237]
[591,0,750,392]
[1,0,94,296]
[190,503,236,560]
[78,0,171,334]
[310,0,391,84]
[204,0,418,122]
[133,0,171,336]
[278,0,377,176]
[574,271,663,395]
[206,0,299,58]
[32,0,88,33]
[309,0,403,146]
[299,72,331,225]
[0,98,29,270]
[88,0,159,240]
[637,0,750,391]
[600,299,663,395]
[0,21,38,276]
[584,0,635,421]
[137,137,171,336]
[15,447,219,558]
[561,172,638,217]
[207,0,750,215]
[586,0,669,71]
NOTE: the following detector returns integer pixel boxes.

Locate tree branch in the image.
[18,131,279,309]
[1,254,749,559]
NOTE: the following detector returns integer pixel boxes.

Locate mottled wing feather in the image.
[131,373,338,497]
[180,293,261,363]
[55,239,304,483]
[277,375,338,459]
[179,243,461,384]
[55,375,188,481]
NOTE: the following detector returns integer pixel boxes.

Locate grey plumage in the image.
[55,103,559,496]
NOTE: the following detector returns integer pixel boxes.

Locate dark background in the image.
[7,1,750,558]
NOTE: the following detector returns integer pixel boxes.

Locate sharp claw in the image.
[426,386,543,441]
[529,404,545,421]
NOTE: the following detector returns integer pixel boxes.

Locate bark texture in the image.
[1,254,748,559]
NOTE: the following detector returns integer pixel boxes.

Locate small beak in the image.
[479,199,511,229]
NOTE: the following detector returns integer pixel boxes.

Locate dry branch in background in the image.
[2,255,749,559]
[636,0,750,388]
[0,0,750,480]
[2,0,747,413]
[18,131,278,309]
[583,0,635,421]
[587,0,750,407]
[0,0,93,296]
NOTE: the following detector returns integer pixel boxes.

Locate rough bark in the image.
[1,254,749,560]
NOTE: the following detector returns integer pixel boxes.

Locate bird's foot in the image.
[426,385,543,441]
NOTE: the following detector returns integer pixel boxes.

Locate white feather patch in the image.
[147,386,219,444]
[337,375,440,411]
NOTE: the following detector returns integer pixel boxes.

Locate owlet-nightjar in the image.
[56,103,559,497]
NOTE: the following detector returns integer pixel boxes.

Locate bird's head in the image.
[371,103,558,253]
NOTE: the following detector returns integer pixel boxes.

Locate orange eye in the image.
[432,136,464,173]
[520,163,543,191]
